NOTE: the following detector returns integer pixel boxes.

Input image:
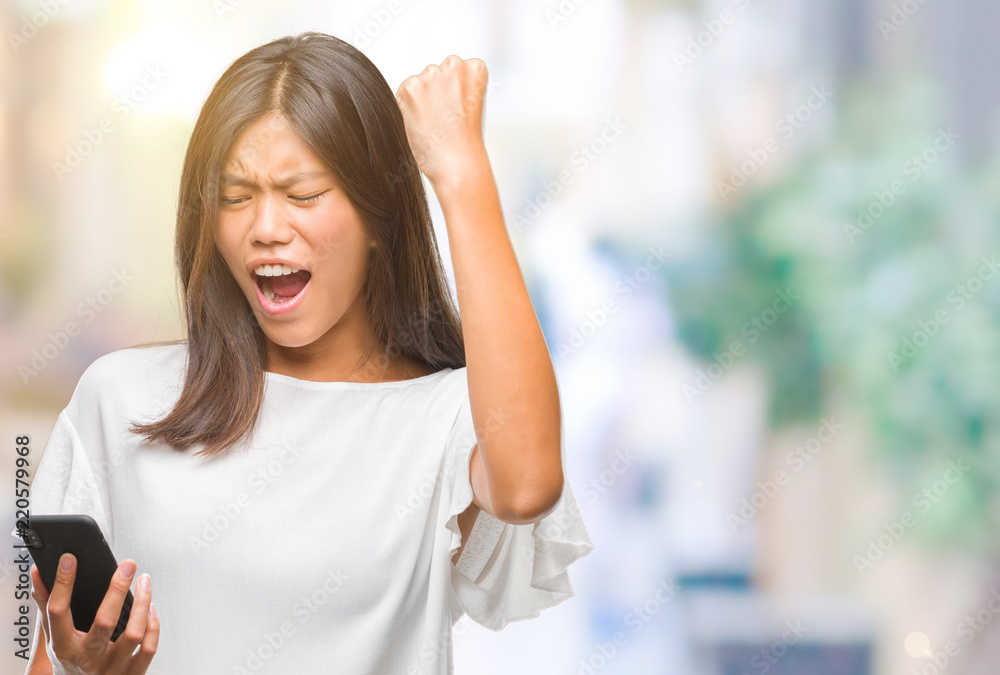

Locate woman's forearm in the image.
[432,152,565,522]
[25,628,54,675]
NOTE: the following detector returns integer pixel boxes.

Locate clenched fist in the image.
[395,54,489,188]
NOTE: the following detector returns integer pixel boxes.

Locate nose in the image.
[249,192,294,246]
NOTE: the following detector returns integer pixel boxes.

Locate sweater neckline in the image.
[264,367,454,390]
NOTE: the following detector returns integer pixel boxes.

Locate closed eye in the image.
[219,190,330,206]
[290,190,329,204]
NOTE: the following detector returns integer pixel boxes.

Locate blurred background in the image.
[3,0,999,673]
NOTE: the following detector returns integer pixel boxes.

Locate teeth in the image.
[254,264,301,276]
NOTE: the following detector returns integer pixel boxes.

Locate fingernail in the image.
[149,603,158,620]
[138,573,151,592]
[59,554,74,572]
[119,561,136,579]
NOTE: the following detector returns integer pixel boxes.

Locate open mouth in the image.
[252,264,312,312]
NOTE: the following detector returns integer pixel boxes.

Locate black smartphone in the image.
[15,514,133,642]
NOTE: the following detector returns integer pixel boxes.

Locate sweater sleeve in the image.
[27,409,115,548]
[443,390,594,631]
[19,408,116,668]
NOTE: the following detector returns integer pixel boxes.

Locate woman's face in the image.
[215,112,371,351]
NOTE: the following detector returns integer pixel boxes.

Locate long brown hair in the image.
[131,32,466,456]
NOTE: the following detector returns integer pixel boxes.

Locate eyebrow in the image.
[220,171,329,190]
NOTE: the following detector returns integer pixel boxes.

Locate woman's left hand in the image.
[395,55,489,188]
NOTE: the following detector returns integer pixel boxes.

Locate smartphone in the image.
[14,514,133,642]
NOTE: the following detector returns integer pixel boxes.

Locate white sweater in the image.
[25,342,593,674]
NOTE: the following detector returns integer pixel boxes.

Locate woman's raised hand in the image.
[395,54,490,188]
[29,554,159,674]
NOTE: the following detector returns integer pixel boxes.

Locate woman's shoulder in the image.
[71,340,188,408]
[81,340,187,379]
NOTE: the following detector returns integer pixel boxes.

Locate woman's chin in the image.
[260,326,321,350]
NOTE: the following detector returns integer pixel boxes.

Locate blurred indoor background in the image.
[3,0,999,673]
